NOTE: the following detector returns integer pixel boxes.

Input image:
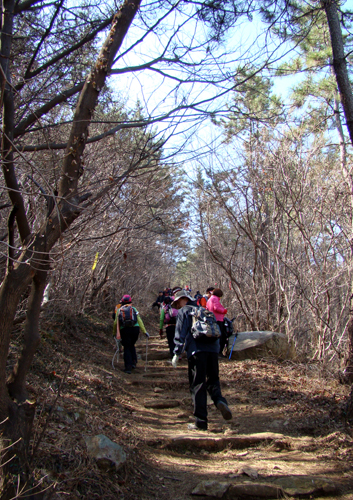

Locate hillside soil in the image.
[9,312,353,499]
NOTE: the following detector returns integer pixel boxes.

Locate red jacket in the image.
[206,295,227,322]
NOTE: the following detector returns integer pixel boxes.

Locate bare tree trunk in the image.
[7,263,49,402]
[323,0,353,143]
[323,0,353,380]
[1,0,30,242]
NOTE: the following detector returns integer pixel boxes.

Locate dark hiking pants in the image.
[121,326,139,371]
[166,325,176,358]
[187,351,227,429]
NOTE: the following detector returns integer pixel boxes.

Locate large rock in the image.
[272,475,339,496]
[84,434,126,470]
[227,331,296,361]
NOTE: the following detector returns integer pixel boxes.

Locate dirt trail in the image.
[113,334,353,499]
[28,315,353,499]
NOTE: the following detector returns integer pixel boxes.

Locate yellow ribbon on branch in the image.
[92,252,99,271]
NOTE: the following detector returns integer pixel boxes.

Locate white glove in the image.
[172,354,179,368]
[145,332,150,338]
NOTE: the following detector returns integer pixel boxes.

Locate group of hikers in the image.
[113,286,233,431]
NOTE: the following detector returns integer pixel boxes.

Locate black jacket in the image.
[173,300,220,358]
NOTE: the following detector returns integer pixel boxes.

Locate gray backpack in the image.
[190,306,221,341]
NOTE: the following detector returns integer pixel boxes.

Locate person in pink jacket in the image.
[206,288,228,357]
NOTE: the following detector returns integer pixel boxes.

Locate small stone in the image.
[239,467,258,479]
[192,480,230,497]
[236,451,248,457]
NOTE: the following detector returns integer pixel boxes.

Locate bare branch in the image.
[14,82,85,137]
[14,16,114,91]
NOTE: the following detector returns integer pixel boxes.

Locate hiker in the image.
[196,287,214,308]
[152,291,164,310]
[159,296,178,357]
[172,286,182,297]
[114,294,149,374]
[206,288,228,357]
[171,290,232,431]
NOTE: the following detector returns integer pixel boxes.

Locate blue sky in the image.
[107,0,353,164]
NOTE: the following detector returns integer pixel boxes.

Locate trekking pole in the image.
[145,334,149,372]
[228,331,238,360]
[112,338,121,369]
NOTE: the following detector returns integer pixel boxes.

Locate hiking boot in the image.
[123,369,132,374]
[187,423,207,431]
[216,401,232,420]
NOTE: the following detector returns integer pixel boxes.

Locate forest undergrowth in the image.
[7,310,353,499]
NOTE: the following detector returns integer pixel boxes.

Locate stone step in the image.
[141,351,171,361]
[148,432,290,452]
[144,399,180,409]
[191,475,341,499]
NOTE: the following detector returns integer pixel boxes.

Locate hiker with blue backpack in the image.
[171,289,232,431]
[114,294,149,374]
[159,296,178,357]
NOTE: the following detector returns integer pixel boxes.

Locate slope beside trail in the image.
[23,312,353,499]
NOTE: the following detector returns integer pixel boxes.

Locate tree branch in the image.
[14,16,114,91]
[58,0,141,198]
[24,0,64,78]
[14,82,84,138]
[15,0,45,14]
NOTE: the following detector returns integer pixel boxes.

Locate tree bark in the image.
[1,0,30,242]
[7,260,49,402]
[322,0,353,144]
[323,0,353,381]
[59,0,141,198]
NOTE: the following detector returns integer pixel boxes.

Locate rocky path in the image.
[30,316,353,499]
[110,334,353,499]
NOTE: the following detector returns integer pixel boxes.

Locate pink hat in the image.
[121,294,132,304]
